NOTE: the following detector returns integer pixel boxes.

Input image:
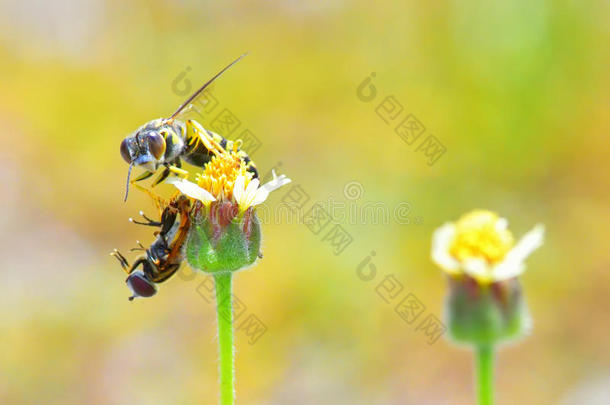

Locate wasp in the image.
[111,195,192,300]
[119,54,258,201]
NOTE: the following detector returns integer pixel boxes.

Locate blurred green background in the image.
[1,0,609,404]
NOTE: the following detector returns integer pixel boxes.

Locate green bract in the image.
[445,277,530,346]
[186,202,261,274]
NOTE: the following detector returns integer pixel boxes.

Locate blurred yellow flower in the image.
[432,210,544,284]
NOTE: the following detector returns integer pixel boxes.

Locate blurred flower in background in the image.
[432,210,543,404]
[432,210,544,345]
[432,210,544,284]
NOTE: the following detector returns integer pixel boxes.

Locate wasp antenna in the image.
[169,53,248,120]
[124,163,134,202]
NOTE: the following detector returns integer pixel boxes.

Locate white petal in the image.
[492,224,544,280]
[234,171,292,210]
[244,171,292,209]
[251,188,270,206]
[492,261,525,282]
[260,171,291,194]
[233,175,246,203]
[495,217,509,232]
[237,178,256,207]
[245,178,260,197]
[167,178,215,203]
[431,223,461,274]
[463,258,493,283]
[509,224,545,263]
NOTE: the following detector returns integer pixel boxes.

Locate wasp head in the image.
[120,119,168,172]
[120,119,168,200]
[125,269,158,301]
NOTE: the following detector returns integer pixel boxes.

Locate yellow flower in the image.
[167,151,291,211]
[431,210,544,284]
[196,151,248,200]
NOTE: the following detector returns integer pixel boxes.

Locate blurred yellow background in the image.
[1,0,609,404]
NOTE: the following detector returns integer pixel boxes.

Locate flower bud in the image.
[445,276,530,346]
[186,201,261,274]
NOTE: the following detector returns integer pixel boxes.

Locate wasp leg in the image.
[168,159,189,179]
[132,171,154,183]
[168,165,189,177]
[110,249,131,274]
[151,164,188,187]
[151,167,170,187]
[129,210,162,227]
[131,183,167,214]
[130,241,147,252]
[188,120,224,155]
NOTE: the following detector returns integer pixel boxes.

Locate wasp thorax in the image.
[126,271,158,300]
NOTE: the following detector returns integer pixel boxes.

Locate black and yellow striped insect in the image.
[111,195,191,301]
[119,54,258,201]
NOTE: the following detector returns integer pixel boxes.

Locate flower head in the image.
[432,210,544,284]
[196,151,247,200]
[167,151,290,212]
[165,149,290,274]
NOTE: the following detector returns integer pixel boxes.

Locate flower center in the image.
[449,210,514,264]
[196,151,252,200]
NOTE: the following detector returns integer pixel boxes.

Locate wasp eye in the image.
[146,132,166,160]
[120,139,132,163]
[126,271,157,300]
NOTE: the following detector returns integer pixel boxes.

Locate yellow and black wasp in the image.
[111,195,192,300]
[119,54,258,200]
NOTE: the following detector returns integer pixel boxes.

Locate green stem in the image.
[214,273,234,405]
[475,345,494,405]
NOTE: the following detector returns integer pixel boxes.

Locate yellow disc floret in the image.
[196,151,252,200]
[449,210,514,264]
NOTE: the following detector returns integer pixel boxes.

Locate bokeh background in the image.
[1,0,609,404]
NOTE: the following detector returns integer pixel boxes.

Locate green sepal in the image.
[186,208,261,274]
[445,277,530,346]
[246,213,261,264]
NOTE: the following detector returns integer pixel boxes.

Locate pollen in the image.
[196,151,252,200]
[449,210,514,264]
